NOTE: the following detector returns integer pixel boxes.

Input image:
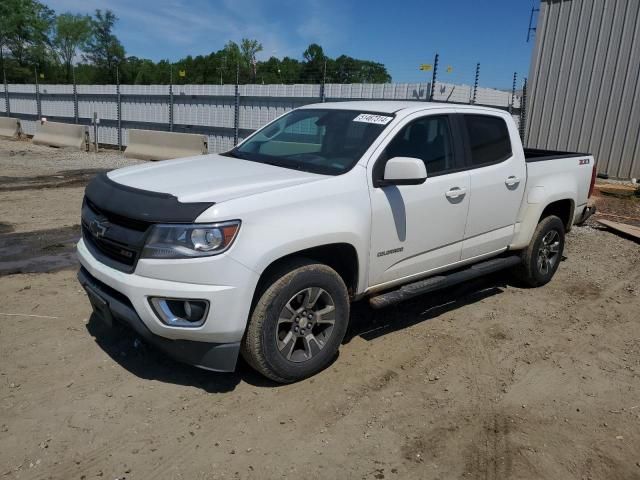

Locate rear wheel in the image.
[242,260,349,383]
[515,215,565,287]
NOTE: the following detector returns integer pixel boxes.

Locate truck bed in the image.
[524,147,589,163]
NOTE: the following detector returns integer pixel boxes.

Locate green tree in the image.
[53,13,91,82]
[134,60,158,84]
[240,38,262,82]
[0,0,54,81]
[256,56,283,84]
[301,43,326,83]
[279,57,302,83]
[1,5,392,86]
[221,41,242,81]
[84,9,124,83]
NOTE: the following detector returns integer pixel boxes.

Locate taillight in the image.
[588,164,596,198]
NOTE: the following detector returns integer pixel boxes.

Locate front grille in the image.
[82,224,137,266]
[82,197,150,272]
[85,198,150,232]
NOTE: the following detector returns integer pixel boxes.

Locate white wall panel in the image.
[4,82,520,156]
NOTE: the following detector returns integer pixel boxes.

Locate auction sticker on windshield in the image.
[353,113,393,125]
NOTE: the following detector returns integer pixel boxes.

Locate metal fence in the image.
[0,81,522,153]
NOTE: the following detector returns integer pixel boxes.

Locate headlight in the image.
[141,221,240,259]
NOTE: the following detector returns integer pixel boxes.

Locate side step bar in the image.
[369,255,522,309]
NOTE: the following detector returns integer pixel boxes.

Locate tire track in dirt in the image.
[135,359,413,480]
[135,327,446,480]
[0,169,108,192]
[36,389,236,480]
[462,331,514,480]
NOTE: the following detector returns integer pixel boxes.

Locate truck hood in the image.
[107,154,325,203]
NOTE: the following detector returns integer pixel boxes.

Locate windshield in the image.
[226,109,394,175]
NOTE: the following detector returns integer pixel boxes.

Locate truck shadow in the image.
[345,271,512,343]
[86,271,515,392]
[86,315,274,393]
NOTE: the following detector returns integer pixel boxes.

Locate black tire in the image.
[241,259,350,383]
[515,215,565,287]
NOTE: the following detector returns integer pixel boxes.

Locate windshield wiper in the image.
[222,150,244,159]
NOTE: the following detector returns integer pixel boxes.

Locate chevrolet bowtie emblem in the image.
[89,218,110,238]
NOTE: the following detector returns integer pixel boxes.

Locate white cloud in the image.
[42,0,346,61]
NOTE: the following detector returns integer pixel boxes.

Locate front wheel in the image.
[241,260,350,383]
[515,215,566,287]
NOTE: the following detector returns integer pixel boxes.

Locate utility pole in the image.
[72,65,78,124]
[233,62,240,146]
[220,55,227,85]
[429,53,439,101]
[169,64,174,132]
[92,111,99,152]
[34,66,41,119]
[527,6,540,42]
[321,58,327,102]
[509,72,517,114]
[1,48,10,116]
[471,63,480,104]
[519,78,528,141]
[116,67,122,151]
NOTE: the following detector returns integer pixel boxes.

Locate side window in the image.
[463,115,512,167]
[382,115,455,177]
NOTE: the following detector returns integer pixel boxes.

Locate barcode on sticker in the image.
[353,113,393,125]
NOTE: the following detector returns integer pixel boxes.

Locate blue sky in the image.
[43,0,539,89]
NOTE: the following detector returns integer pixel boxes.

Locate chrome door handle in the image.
[445,187,467,199]
[505,176,521,187]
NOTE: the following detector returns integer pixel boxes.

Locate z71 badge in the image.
[579,158,590,165]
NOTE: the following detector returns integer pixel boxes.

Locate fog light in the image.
[183,300,206,322]
[149,297,209,327]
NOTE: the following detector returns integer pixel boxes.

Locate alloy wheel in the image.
[537,229,561,275]
[276,287,336,363]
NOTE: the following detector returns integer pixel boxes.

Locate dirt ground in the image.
[1,137,639,480]
[592,184,640,229]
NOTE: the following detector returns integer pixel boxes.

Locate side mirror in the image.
[376,157,427,187]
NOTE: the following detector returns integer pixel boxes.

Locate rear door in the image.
[458,113,526,260]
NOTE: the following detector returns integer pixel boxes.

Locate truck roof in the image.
[299,100,508,116]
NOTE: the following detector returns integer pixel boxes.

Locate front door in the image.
[368,113,471,288]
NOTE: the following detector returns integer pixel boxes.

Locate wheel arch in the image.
[510,196,576,250]
[539,198,575,232]
[252,243,360,307]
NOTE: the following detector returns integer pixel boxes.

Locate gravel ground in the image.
[1,138,639,480]
[0,137,143,177]
[0,138,142,234]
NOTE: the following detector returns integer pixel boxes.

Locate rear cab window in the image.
[462,114,512,167]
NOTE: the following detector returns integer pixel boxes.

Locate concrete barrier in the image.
[124,129,208,161]
[0,117,21,138]
[32,121,88,149]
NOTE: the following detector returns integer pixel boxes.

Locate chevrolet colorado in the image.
[78,101,596,383]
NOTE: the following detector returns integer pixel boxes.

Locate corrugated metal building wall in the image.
[526,0,640,179]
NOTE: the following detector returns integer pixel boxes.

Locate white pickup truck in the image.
[78,101,596,382]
